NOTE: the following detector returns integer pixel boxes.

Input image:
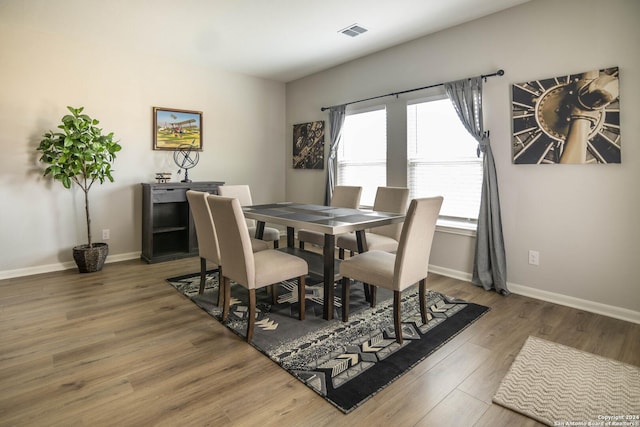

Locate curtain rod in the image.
[320,69,504,111]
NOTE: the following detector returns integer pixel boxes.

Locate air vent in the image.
[339,24,368,37]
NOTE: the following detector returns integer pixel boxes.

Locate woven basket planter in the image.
[73,243,109,273]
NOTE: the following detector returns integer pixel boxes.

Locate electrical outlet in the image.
[528,250,539,266]
[102,229,110,240]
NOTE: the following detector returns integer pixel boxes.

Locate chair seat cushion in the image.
[250,239,270,252]
[248,226,280,242]
[339,250,396,290]
[253,250,308,288]
[336,232,399,253]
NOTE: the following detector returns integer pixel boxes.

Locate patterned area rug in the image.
[167,270,490,413]
[493,336,640,426]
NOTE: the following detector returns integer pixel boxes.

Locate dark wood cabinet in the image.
[141,181,224,263]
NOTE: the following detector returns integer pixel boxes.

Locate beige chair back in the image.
[393,197,443,290]
[186,190,220,264]
[330,186,362,208]
[217,185,256,228]
[372,187,409,241]
[207,195,256,288]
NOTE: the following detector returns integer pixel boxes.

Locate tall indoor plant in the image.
[38,106,122,273]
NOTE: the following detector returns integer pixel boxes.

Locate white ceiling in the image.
[6,0,530,82]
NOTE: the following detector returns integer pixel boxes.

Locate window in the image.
[337,107,387,207]
[407,97,483,224]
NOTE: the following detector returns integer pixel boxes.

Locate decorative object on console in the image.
[173,144,199,182]
[155,172,172,183]
[293,120,324,169]
[37,106,122,273]
[153,107,202,150]
[512,67,620,164]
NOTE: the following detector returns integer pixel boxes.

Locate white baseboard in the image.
[0,252,140,281]
[429,264,640,325]
[507,282,640,325]
[429,265,473,282]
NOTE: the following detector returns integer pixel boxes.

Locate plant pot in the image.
[73,243,109,273]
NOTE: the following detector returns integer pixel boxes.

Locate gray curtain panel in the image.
[444,77,509,295]
[324,105,346,205]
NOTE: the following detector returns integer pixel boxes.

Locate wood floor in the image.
[1,253,638,427]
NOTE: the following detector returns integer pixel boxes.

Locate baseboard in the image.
[428,265,473,282]
[429,264,640,325]
[507,282,640,325]
[0,252,141,281]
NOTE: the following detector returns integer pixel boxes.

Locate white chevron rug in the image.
[493,336,640,426]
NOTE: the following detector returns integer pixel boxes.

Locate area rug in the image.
[493,336,640,426]
[167,270,490,413]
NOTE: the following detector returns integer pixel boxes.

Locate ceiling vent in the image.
[339,24,368,37]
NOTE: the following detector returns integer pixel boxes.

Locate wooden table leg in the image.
[356,230,372,302]
[287,226,295,248]
[255,221,265,239]
[355,230,368,253]
[323,233,335,320]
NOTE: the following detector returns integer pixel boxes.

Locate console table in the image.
[141,181,224,263]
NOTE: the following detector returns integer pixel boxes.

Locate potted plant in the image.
[37,106,122,273]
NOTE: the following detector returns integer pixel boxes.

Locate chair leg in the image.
[341,276,351,321]
[393,290,403,344]
[338,248,345,260]
[217,266,224,307]
[370,285,377,307]
[273,240,279,249]
[222,276,231,321]
[299,241,305,249]
[419,279,428,324]
[363,283,371,303]
[199,258,207,294]
[247,289,257,342]
[298,276,306,320]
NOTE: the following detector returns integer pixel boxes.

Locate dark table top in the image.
[243,202,405,235]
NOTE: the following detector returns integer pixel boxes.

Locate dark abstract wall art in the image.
[512,67,620,164]
[293,121,325,169]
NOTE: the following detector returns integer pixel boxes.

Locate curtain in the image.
[444,77,509,295]
[324,105,346,205]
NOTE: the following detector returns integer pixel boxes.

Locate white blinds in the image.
[337,108,387,206]
[407,99,482,221]
[408,160,482,220]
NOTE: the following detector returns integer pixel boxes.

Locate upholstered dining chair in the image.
[298,185,362,250]
[186,190,269,305]
[217,185,281,248]
[339,196,443,344]
[207,194,308,342]
[336,186,409,259]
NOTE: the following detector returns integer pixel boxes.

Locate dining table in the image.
[242,202,405,320]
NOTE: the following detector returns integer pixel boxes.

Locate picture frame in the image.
[292,120,325,169]
[153,107,203,151]
[511,67,620,164]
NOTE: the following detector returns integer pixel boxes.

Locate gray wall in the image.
[285,0,640,319]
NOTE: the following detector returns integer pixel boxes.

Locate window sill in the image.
[359,207,477,237]
[436,218,477,237]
